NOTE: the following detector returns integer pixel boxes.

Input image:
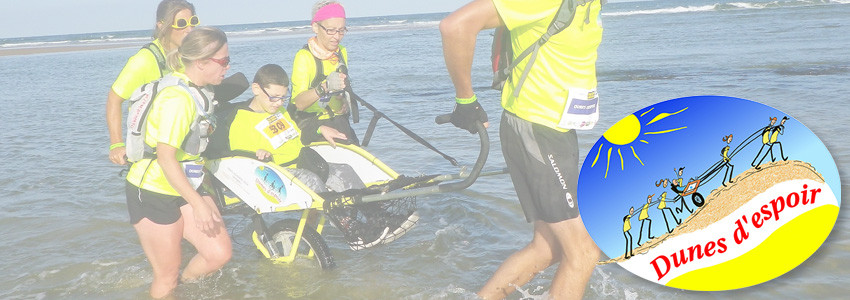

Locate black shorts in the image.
[500,111,580,223]
[125,181,188,225]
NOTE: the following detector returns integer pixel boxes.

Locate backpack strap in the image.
[301,44,348,118]
[143,42,168,77]
[303,44,348,89]
[508,0,598,97]
[177,81,214,121]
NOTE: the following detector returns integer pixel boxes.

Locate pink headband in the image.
[312,3,346,23]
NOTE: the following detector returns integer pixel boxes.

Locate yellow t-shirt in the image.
[228,108,304,166]
[126,72,202,196]
[657,192,668,209]
[639,203,650,220]
[623,214,632,232]
[492,0,603,131]
[291,46,349,115]
[111,39,167,99]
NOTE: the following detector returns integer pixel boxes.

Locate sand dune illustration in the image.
[600,159,824,265]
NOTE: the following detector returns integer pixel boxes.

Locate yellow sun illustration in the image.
[592,107,689,178]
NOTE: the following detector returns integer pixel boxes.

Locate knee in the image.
[525,236,559,264]
[570,239,600,271]
[205,243,233,269]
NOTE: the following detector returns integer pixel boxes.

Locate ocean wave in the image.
[604,0,847,17]
[605,4,716,16]
[224,25,311,37]
[1,35,149,49]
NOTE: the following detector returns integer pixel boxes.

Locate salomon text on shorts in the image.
[500,111,580,223]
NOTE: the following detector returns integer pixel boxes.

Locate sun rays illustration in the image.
[591,107,689,178]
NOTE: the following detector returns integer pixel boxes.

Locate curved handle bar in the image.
[434,113,488,192]
[357,113,490,203]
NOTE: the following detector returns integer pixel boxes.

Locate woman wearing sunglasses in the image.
[290,0,358,145]
[207,64,348,167]
[125,27,231,299]
[107,0,200,166]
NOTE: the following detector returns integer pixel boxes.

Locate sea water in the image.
[0,0,848,298]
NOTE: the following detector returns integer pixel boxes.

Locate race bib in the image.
[255,112,298,149]
[557,88,599,130]
[182,161,206,190]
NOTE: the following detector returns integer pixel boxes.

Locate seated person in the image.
[289,0,359,145]
[207,64,416,248]
[207,63,355,192]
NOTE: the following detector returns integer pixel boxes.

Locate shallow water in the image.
[1,0,848,299]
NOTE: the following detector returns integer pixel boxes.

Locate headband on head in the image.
[312,3,346,23]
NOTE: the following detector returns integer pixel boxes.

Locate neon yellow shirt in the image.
[657,192,668,209]
[639,203,650,220]
[126,72,201,196]
[291,46,349,115]
[770,126,781,143]
[493,0,603,131]
[111,39,168,100]
[623,214,631,232]
[762,126,771,144]
[228,108,304,166]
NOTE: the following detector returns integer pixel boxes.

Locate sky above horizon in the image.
[1,0,637,39]
[0,0,466,39]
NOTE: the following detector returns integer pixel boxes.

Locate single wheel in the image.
[264,219,335,269]
[692,193,705,207]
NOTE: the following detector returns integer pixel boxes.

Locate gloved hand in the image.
[326,71,346,93]
[450,95,488,134]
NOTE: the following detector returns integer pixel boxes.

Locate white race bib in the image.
[557,88,599,130]
[255,112,298,149]
[181,161,206,190]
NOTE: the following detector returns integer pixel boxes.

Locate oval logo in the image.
[578,96,840,291]
[254,165,287,204]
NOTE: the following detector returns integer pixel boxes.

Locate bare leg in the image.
[478,220,559,299]
[179,196,232,282]
[134,218,184,299]
[477,217,598,300]
[548,216,599,300]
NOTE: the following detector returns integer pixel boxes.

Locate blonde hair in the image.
[153,0,196,41]
[166,26,227,72]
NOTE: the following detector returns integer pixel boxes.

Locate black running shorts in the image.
[125,181,188,225]
[500,111,580,223]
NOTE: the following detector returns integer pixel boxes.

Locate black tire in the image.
[692,193,705,208]
[264,219,336,269]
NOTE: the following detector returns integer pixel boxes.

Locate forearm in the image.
[440,18,477,99]
[106,89,126,144]
[294,82,327,111]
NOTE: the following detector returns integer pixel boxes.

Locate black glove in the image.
[450,100,488,134]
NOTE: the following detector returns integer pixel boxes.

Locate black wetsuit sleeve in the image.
[204,101,241,159]
[299,116,323,145]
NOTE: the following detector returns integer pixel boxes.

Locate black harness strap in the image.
[143,42,168,77]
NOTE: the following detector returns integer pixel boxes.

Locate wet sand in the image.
[0,43,136,57]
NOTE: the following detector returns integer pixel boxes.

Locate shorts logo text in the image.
[548,154,575,208]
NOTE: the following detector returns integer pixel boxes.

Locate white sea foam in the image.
[605,5,717,17]
[604,0,845,17]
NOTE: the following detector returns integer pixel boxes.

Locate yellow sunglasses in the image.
[171,15,200,29]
